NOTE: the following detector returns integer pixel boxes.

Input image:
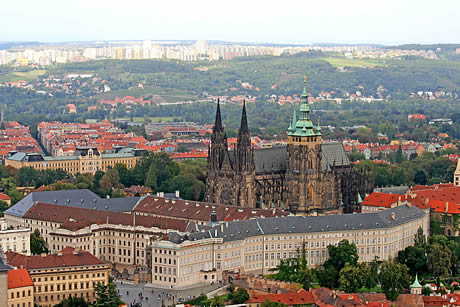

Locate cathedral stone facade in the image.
[205,83,373,214]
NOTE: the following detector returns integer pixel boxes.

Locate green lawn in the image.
[321,57,384,68]
[0,70,46,83]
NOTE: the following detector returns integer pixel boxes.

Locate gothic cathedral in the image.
[205,80,373,214]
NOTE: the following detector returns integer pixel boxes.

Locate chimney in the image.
[210,211,217,223]
[225,222,228,228]
[445,202,449,213]
[214,229,218,237]
[391,212,396,220]
[57,252,63,256]
[73,248,80,255]
[425,198,429,205]
[175,190,180,198]
[160,192,164,198]
[41,253,46,257]
[220,224,224,232]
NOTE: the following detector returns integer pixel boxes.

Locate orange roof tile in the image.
[362,192,406,208]
[7,269,33,289]
[7,247,106,270]
[247,289,315,305]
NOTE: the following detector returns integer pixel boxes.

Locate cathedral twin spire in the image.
[210,99,253,172]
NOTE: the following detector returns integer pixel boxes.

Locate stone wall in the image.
[228,273,301,295]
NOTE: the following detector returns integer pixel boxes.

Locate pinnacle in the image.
[214,98,223,131]
[239,100,249,133]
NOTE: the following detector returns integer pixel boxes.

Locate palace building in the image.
[152,204,429,289]
[5,147,145,176]
[206,79,373,214]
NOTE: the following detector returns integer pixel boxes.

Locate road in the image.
[115,281,224,307]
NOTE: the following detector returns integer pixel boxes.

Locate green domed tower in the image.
[286,76,323,213]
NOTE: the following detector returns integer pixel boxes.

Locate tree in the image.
[211,295,225,307]
[30,229,48,255]
[324,240,359,273]
[93,282,123,307]
[422,286,433,296]
[54,296,89,307]
[230,288,249,304]
[414,170,427,185]
[0,200,8,217]
[414,227,426,248]
[427,243,452,278]
[397,246,427,276]
[379,260,410,301]
[339,263,369,292]
[316,266,339,289]
[145,163,158,191]
[298,267,316,290]
[99,168,123,195]
[169,174,204,200]
[74,173,94,190]
[348,150,366,162]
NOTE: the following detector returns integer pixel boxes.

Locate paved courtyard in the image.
[115,281,224,307]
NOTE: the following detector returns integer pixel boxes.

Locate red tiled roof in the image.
[423,295,450,306]
[407,184,460,214]
[7,247,106,270]
[23,202,189,232]
[134,196,288,222]
[247,289,315,305]
[362,192,406,208]
[0,193,11,200]
[409,114,426,119]
[8,269,33,289]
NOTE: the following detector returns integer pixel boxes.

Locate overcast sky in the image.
[1,0,458,45]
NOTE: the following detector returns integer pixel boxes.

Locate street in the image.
[115,281,224,307]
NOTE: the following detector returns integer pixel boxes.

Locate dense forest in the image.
[41,53,460,99]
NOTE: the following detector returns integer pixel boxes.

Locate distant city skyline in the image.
[1,0,459,45]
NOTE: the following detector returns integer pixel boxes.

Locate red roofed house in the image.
[407,178,460,236]
[361,192,406,213]
[6,247,110,306]
[0,193,11,205]
[65,104,76,114]
[7,268,34,307]
[246,289,315,307]
[408,114,426,121]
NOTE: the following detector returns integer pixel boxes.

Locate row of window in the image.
[33,272,104,282]
[35,281,96,293]
[10,289,31,299]
[154,266,177,275]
